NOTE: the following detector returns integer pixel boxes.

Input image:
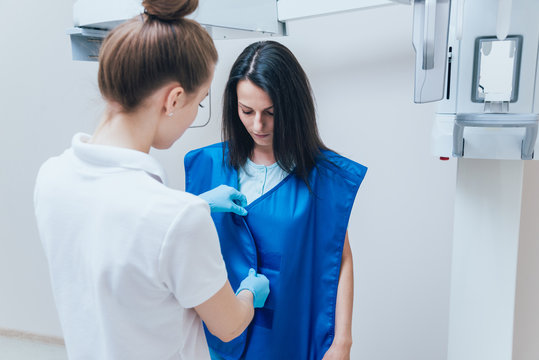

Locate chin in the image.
[254,140,272,147]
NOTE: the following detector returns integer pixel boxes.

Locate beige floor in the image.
[0,336,68,360]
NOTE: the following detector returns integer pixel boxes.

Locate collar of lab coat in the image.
[70,132,168,185]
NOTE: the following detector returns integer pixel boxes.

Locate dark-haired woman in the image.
[185,41,367,360]
[33,1,270,359]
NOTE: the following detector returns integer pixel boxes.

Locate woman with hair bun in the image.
[185,40,367,360]
[33,1,269,359]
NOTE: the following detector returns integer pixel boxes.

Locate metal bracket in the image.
[67,27,108,61]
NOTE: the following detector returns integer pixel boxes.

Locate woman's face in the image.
[237,80,274,152]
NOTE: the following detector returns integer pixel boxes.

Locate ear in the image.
[164,85,186,116]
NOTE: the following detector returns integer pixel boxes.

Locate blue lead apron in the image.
[184,143,367,360]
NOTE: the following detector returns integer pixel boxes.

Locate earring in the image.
[168,112,174,117]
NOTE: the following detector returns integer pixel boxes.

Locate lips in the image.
[253,133,269,139]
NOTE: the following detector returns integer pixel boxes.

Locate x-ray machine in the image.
[69,1,539,359]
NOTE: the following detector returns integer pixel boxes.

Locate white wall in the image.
[0,0,102,338]
[0,2,457,359]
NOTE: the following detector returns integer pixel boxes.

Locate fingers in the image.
[227,188,248,207]
[248,268,256,277]
[230,204,248,216]
[223,186,247,214]
[203,185,248,214]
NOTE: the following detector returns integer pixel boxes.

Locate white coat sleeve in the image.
[158,200,228,308]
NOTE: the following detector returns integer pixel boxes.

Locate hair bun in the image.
[142,0,198,21]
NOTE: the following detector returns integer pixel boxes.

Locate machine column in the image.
[448,159,539,360]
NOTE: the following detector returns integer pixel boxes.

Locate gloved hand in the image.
[236,268,270,308]
[198,185,248,216]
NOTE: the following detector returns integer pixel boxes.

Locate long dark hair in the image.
[222,41,329,189]
[98,0,217,112]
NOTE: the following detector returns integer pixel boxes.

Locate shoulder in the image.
[35,149,76,195]
[147,185,209,219]
[316,150,368,185]
[167,196,213,232]
[185,142,226,163]
[136,185,212,243]
[184,142,232,194]
[37,149,72,176]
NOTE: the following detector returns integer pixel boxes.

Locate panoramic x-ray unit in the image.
[69,1,539,359]
[410,2,539,360]
[405,1,539,360]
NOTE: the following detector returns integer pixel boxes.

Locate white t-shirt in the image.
[34,133,227,360]
[238,159,289,204]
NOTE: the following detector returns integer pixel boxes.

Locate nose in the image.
[253,112,264,132]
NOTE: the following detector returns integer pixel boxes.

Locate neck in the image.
[90,104,159,153]
[250,146,276,166]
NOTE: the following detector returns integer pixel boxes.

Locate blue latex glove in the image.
[235,268,270,308]
[198,185,248,216]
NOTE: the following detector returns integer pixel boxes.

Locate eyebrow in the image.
[238,102,274,111]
